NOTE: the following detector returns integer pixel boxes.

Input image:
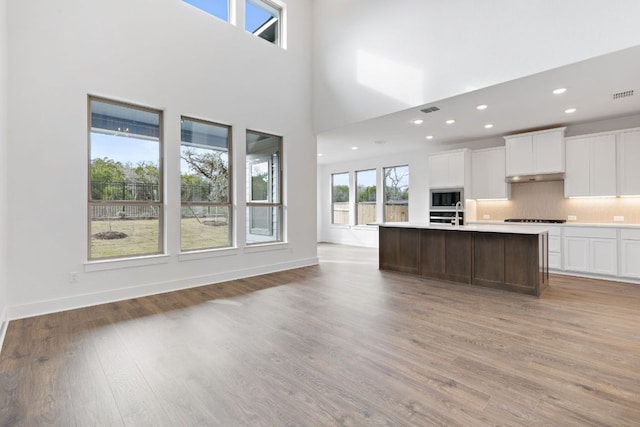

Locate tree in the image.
[131,161,159,201]
[90,157,126,200]
[385,167,409,202]
[181,173,209,202]
[132,161,159,184]
[357,185,376,202]
[332,184,349,203]
[181,148,229,203]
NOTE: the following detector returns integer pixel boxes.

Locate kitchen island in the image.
[379,223,549,296]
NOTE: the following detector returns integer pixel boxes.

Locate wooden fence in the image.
[332,202,408,224]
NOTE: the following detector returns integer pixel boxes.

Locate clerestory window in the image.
[183,0,230,22]
[245,0,284,47]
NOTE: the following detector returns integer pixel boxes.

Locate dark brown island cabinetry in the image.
[379,225,549,296]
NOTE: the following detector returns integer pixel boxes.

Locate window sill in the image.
[84,254,171,272]
[179,247,239,262]
[244,242,289,254]
[329,224,351,229]
[352,224,378,231]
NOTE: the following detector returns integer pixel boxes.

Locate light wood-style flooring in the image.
[1,243,640,426]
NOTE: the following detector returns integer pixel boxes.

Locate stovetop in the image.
[504,218,566,224]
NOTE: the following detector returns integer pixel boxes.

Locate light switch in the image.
[568,215,577,221]
[614,216,625,222]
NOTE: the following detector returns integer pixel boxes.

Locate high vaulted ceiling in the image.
[317,45,640,165]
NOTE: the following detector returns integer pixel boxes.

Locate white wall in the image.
[6,0,317,319]
[0,0,8,340]
[312,0,640,132]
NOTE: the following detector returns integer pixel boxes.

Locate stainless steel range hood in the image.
[505,172,565,183]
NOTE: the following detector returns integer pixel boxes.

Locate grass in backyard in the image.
[91,219,160,259]
[180,217,230,251]
[90,218,230,259]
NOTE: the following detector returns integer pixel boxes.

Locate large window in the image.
[245,0,283,46]
[180,117,232,251]
[331,172,350,225]
[183,0,229,22]
[246,130,282,244]
[88,97,163,260]
[356,169,376,225]
[384,165,409,222]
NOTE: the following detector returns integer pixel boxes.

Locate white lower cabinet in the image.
[591,238,617,275]
[547,227,562,270]
[563,227,617,276]
[564,237,589,272]
[620,229,640,279]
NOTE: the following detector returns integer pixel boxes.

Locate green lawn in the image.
[180,217,230,251]
[90,218,230,259]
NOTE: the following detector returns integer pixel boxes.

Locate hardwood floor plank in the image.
[1,243,640,426]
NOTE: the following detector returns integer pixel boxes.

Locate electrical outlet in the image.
[483,214,490,220]
[567,215,577,221]
[69,272,78,283]
[614,216,625,222]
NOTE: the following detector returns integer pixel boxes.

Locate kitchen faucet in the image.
[452,201,463,227]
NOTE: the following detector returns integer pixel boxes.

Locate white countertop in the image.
[468,220,640,229]
[378,222,548,235]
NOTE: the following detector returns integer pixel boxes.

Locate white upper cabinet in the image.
[504,127,565,177]
[505,135,532,176]
[564,134,616,197]
[617,129,640,196]
[428,149,470,189]
[471,147,509,199]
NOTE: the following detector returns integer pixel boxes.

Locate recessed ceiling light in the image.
[565,108,577,114]
[317,153,323,157]
[425,135,434,140]
[476,104,488,110]
[351,146,359,150]
[484,124,494,129]
[446,119,455,124]
[553,88,567,95]
[413,119,424,125]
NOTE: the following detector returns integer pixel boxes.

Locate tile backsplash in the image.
[474,181,640,224]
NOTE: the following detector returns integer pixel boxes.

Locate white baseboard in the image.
[8,257,319,321]
[549,269,640,285]
[0,305,8,355]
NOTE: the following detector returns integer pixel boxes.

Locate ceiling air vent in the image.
[612,90,634,100]
[420,106,440,114]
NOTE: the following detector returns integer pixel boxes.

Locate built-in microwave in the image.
[430,188,464,210]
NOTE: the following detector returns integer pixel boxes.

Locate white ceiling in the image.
[317,45,640,165]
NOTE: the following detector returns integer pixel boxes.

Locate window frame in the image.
[331,172,350,225]
[245,0,285,48]
[355,168,377,226]
[383,165,409,223]
[180,116,233,252]
[87,96,165,261]
[246,130,283,245]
